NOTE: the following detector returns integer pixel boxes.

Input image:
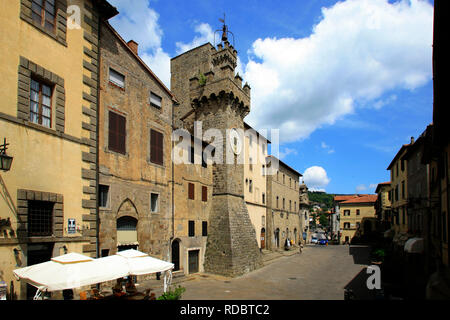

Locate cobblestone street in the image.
[148,244,372,300]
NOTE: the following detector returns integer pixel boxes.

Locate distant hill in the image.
[308,191,334,209]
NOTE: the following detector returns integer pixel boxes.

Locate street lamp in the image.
[0,138,13,172]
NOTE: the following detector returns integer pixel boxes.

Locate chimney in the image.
[127,40,138,55]
[410,136,415,144]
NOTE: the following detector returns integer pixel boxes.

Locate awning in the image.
[404,237,424,253]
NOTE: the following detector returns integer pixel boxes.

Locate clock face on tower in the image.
[229,128,242,155]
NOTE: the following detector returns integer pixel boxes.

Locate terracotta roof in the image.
[375,182,391,194]
[334,195,358,202]
[340,194,378,204]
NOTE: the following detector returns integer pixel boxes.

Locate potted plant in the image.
[157,285,186,300]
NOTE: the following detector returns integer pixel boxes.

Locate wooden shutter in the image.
[150,129,164,165]
[108,111,117,151]
[202,186,207,202]
[108,111,126,154]
[188,183,195,200]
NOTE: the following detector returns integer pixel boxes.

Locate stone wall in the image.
[98,22,173,260]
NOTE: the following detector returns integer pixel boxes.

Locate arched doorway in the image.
[117,216,138,251]
[294,228,297,244]
[171,239,180,271]
[260,228,266,249]
[275,228,280,248]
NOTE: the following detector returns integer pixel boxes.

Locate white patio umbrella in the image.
[13,252,129,299]
[100,249,175,292]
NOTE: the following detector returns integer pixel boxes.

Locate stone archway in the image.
[116,198,139,251]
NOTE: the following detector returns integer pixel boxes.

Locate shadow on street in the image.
[344,245,381,300]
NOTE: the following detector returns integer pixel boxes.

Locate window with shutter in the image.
[188,221,195,237]
[202,186,207,202]
[109,68,125,88]
[108,111,126,154]
[150,129,164,165]
[188,183,195,200]
[150,92,162,109]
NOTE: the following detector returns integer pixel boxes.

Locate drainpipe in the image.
[95,16,102,260]
[169,101,178,261]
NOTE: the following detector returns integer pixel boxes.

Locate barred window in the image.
[28,200,54,236]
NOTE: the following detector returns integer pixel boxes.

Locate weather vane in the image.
[215,13,235,47]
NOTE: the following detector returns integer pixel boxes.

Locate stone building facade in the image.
[375,182,392,231]
[0,0,117,299]
[97,22,176,261]
[171,136,213,275]
[243,123,270,249]
[338,195,377,244]
[170,38,263,277]
[387,139,413,243]
[266,156,302,250]
[299,183,310,243]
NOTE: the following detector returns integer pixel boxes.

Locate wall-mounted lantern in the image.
[0,138,13,172]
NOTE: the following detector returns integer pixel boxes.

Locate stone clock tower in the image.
[171,23,262,276]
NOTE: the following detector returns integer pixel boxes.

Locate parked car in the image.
[319,239,328,245]
[311,237,318,244]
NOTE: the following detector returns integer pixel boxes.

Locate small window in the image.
[356,209,360,216]
[276,196,279,208]
[109,68,125,88]
[188,221,195,237]
[30,79,52,128]
[101,249,110,257]
[189,146,195,164]
[150,92,162,109]
[108,111,126,154]
[262,193,265,204]
[402,181,405,199]
[98,185,109,208]
[249,157,253,171]
[150,193,159,213]
[31,0,56,31]
[283,198,285,209]
[202,186,207,202]
[344,210,350,216]
[202,221,208,236]
[249,180,253,193]
[188,183,195,200]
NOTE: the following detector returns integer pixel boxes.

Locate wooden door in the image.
[260,228,266,249]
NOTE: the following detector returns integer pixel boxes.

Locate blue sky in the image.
[107,0,434,194]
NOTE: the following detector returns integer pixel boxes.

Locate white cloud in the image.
[278,147,298,160]
[243,0,433,143]
[321,142,335,154]
[303,166,331,191]
[108,0,171,88]
[356,183,378,192]
[175,23,215,55]
[356,184,368,192]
